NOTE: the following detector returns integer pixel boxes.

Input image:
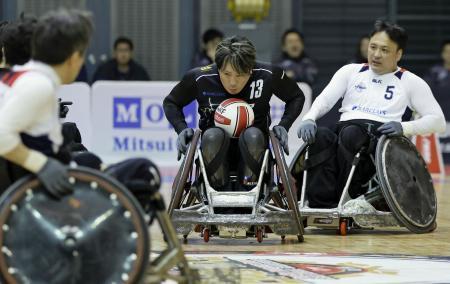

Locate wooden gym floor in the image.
[148,175,450,283]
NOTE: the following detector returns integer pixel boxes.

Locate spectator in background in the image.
[349,35,370,63]
[191,28,224,68]
[92,36,150,83]
[424,39,450,163]
[75,64,88,83]
[0,21,9,73]
[274,28,318,86]
[424,39,450,118]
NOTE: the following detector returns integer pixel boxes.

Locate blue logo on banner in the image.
[183,101,197,129]
[113,97,141,128]
[113,97,197,129]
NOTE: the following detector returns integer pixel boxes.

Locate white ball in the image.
[214,98,254,138]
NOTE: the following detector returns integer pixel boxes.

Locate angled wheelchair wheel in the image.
[0,167,149,284]
[376,135,437,234]
[168,130,201,216]
[269,131,305,241]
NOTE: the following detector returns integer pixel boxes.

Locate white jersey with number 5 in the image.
[303,63,445,136]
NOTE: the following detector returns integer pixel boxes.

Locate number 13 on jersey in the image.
[250,79,264,99]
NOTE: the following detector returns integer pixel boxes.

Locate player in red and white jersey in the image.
[0,9,93,198]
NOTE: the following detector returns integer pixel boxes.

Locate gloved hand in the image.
[377,121,403,137]
[36,158,73,199]
[273,125,289,155]
[58,98,73,118]
[177,128,194,160]
[297,119,317,144]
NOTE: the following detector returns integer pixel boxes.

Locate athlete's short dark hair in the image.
[1,16,37,66]
[114,36,134,51]
[215,36,256,74]
[370,20,408,51]
[32,9,93,65]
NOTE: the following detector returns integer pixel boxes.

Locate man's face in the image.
[368,31,402,75]
[219,63,251,95]
[442,43,450,66]
[282,32,304,58]
[114,42,132,65]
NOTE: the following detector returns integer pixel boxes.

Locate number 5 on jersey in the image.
[250,79,264,99]
[385,85,395,100]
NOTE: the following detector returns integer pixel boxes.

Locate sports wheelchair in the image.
[168,130,304,243]
[0,166,198,284]
[290,135,437,235]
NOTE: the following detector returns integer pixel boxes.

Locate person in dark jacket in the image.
[92,36,150,83]
[274,28,318,86]
[191,28,224,68]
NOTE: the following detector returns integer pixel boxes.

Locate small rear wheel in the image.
[297,235,304,243]
[256,228,263,243]
[203,228,210,242]
[339,219,348,236]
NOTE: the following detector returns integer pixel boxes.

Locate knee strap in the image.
[238,134,263,175]
[203,132,230,177]
[304,134,337,169]
[337,123,378,163]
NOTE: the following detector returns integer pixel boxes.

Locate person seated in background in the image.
[424,40,450,123]
[274,28,318,86]
[191,28,224,68]
[349,35,370,63]
[296,20,445,208]
[424,39,450,163]
[0,21,10,74]
[92,36,150,83]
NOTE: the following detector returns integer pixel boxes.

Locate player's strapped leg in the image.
[238,127,267,189]
[303,127,339,208]
[201,127,230,190]
[336,120,382,198]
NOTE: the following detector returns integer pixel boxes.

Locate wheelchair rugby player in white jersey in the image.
[291,20,445,235]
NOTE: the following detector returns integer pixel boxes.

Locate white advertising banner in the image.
[89,81,312,178]
[90,81,197,168]
[269,82,312,164]
[57,82,92,149]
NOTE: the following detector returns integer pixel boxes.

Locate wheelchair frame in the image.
[168,130,304,243]
[291,141,402,236]
[0,167,198,284]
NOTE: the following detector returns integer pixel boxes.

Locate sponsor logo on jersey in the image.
[354,82,367,92]
[372,79,382,84]
[200,65,213,71]
[113,97,197,129]
[351,105,387,116]
[202,91,226,97]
